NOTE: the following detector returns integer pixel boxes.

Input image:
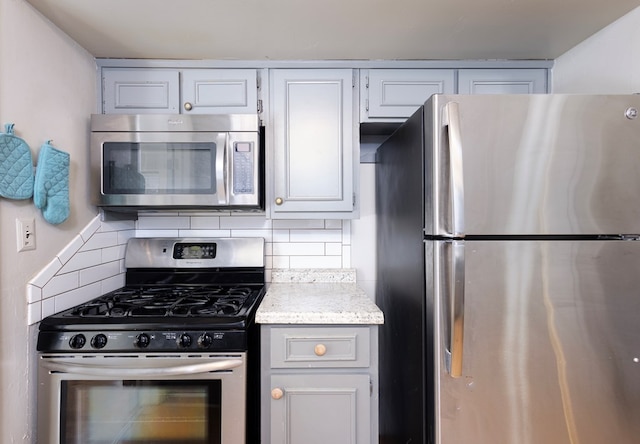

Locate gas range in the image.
[37,237,266,353]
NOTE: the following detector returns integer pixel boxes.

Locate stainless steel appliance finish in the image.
[37,237,265,444]
[375,94,640,444]
[90,113,263,210]
[38,353,246,444]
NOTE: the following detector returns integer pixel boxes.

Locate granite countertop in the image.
[255,269,384,325]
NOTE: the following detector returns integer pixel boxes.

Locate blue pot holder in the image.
[34,140,70,225]
[0,123,34,200]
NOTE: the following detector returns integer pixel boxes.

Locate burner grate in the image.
[68,286,255,318]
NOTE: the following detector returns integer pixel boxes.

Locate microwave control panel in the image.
[233,142,254,194]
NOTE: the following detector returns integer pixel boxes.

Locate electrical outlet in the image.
[16,217,36,252]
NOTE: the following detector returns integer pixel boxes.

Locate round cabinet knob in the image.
[184,102,193,111]
[271,388,284,400]
[134,333,151,348]
[275,197,283,205]
[91,334,108,349]
[314,343,327,356]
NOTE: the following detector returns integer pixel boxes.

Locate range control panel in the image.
[37,330,247,353]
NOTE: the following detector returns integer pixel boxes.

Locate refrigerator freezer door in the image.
[428,94,640,236]
[433,239,640,444]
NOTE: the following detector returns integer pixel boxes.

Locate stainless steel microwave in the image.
[90,114,263,210]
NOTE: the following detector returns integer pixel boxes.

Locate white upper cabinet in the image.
[361,69,455,121]
[269,69,358,218]
[101,68,259,114]
[181,69,258,114]
[457,68,547,94]
[360,67,548,121]
[103,68,180,114]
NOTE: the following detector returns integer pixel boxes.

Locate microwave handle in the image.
[41,358,243,377]
[216,134,228,204]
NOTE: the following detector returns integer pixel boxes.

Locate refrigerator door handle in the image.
[443,101,465,238]
[442,240,465,378]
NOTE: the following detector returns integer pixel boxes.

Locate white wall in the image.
[554,6,640,93]
[0,0,97,441]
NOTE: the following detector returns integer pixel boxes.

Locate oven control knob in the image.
[177,333,193,348]
[69,334,86,349]
[198,333,213,349]
[91,334,108,349]
[134,333,151,349]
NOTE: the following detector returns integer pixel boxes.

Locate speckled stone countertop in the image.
[255,269,384,325]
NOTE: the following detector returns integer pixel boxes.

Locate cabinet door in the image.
[102,68,180,114]
[270,374,371,444]
[458,68,547,94]
[180,69,258,114]
[270,69,356,216]
[362,69,455,120]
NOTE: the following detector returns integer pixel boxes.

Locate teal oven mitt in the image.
[0,123,34,200]
[34,140,70,224]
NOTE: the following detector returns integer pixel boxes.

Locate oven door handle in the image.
[41,358,244,377]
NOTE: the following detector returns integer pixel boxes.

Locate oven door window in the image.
[60,380,221,444]
[103,142,216,194]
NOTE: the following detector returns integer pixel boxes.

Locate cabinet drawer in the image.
[270,327,370,368]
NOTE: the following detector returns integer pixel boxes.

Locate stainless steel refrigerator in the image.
[375,94,640,444]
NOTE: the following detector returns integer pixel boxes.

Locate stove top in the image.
[37,237,266,353]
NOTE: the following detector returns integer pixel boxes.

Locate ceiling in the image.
[26,0,640,61]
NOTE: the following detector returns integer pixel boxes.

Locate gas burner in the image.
[68,286,255,318]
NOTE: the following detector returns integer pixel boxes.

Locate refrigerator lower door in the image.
[433,239,640,444]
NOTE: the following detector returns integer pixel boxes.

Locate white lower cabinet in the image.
[261,325,379,444]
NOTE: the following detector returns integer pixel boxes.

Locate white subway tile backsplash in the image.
[80,217,101,241]
[42,297,56,319]
[272,230,290,242]
[135,229,181,238]
[59,249,103,274]
[176,229,232,238]
[43,272,80,299]
[27,284,42,304]
[30,257,63,288]
[272,219,325,229]
[290,255,342,268]
[137,216,191,229]
[230,229,272,241]
[116,230,136,245]
[27,211,356,324]
[100,219,135,232]
[325,242,343,256]
[220,216,272,229]
[80,231,119,251]
[342,220,352,244]
[273,242,325,256]
[79,261,121,287]
[101,273,126,294]
[101,244,126,263]
[58,235,84,265]
[290,229,342,243]
[190,216,221,229]
[27,302,42,326]
[272,255,290,269]
[54,281,102,313]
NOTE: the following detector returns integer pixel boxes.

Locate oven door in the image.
[91,130,261,209]
[38,353,247,444]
